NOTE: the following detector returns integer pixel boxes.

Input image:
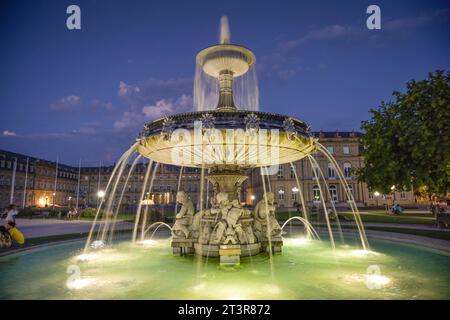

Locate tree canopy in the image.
[358,70,450,196]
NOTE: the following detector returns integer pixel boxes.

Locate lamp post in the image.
[52,192,56,210]
[45,195,49,208]
[68,196,72,209]
[291,186,299,211]
[390,185,396,204]
[373,191,380,207]
[97,190,105,210]
[250,195,255,205]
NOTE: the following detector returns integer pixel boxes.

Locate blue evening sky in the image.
[0,0,449,165]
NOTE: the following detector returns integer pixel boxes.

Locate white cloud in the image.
[2,130,17,137]
[50,95,81,111]
[384,9,449,31]
[90,99,114,113]
[114,94,192,130]
[282,24,361,49]
[114,77,193,130]
[117,78,192,106]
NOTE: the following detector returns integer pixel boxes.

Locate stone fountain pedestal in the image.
[170,168,283,265]
[261,236,283,253]
[219,244,241,265]
[171,238,195,256]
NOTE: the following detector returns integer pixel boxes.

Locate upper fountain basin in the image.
[137,110,317,169]
[196,44,256,78]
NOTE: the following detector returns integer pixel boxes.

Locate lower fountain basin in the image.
[1,237,449,299]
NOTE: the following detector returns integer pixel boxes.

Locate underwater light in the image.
[66,278,96,290]
[286,237,310,246]
[138,239,157,246]
[350,249,379,257]
[75,253,98,262]
[91,240,105,249]
[366,274,391,287]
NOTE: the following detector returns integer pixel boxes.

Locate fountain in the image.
[135,17,317,264]
[1,17,449,300]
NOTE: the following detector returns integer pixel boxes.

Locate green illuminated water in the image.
[0,238,449,299]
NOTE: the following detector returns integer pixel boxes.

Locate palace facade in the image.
[0,131,416,211]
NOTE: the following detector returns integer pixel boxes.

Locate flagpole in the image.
[53,156,59,210]
[22,157,29,209]
[97,160,102,208]
[76,158,81,210]
[10,157,17,205]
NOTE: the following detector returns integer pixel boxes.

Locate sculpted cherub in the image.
[172,191,195,238]
[253,192,282,240]
[213,195,248,244]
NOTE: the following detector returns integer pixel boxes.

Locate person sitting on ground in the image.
[5,221,25,246]
[4,204,18,224]
[0,225,12,248]
[391,203,403,215]
[67,208,80,220]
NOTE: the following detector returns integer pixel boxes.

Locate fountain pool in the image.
[1,235,449,300]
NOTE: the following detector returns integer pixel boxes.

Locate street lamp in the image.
[52,192,56,210]
[97,190,105,210]
[390,185,396,203]
[97,190,105,198]
[373,191,380,207]
[45,195,49,207]
[291,187,299,206]
[68,196,72,209]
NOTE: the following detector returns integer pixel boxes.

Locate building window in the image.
[291,188,298,201]
[329,185,338,202]
[368,192,374,200]
[278,188,285,200]
[327,163,336,179]
[312,164,319,179]
[290,165,296,179]
[312,186,321,201]
[400,191,407,200]
[327,146,334,154]
[345,185,354,200]
[277,165,284,179]
[344,163,352,178]
[343,146,350,154]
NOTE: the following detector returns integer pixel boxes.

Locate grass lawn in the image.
[339,213,435,224]
[359,209,433,217]
[276,211,435,225]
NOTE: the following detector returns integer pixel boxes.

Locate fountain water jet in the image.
[82,17,369,266]
[281,216,320,240]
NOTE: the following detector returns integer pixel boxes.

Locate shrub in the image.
[80,208,98,218]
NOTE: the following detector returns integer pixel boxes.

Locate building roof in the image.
[312,131,364,138]
[0,149,76,171]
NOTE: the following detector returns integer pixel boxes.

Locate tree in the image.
[358,70,450,198]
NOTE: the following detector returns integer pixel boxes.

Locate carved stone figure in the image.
[213,196,248,244]
[253,192,282,241]
[172,191,195,238]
